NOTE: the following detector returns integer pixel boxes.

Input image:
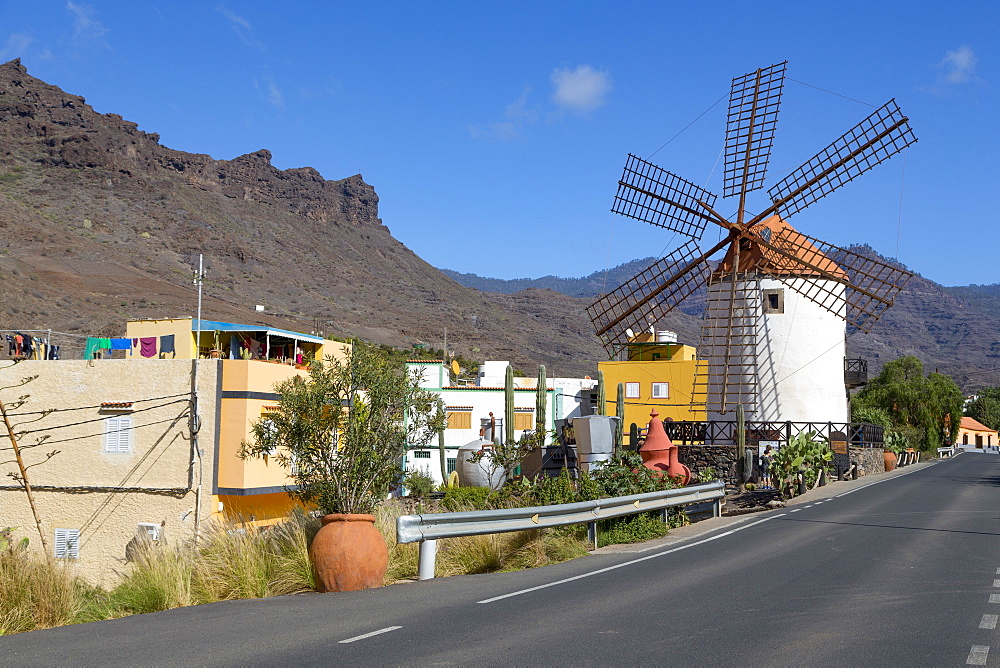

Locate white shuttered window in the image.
[54,528,80,559]
[104,416,132,452]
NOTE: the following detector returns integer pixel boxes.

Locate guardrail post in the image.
[418,539,437,580]
[712,498,721,517]
[588,521,598,549]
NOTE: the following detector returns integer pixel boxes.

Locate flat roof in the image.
[193,319,326,344]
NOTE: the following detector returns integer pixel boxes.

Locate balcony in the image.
[844,358,868,388]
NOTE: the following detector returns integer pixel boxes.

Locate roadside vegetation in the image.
[1,451,691,635]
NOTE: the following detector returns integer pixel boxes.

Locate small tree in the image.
[851,355,964,452]
[239,344,444,515]
[0,363,57,556]
[966,388,1000,432]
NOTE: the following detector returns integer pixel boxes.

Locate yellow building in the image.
[0,319,349,585]
[597,332,705,432]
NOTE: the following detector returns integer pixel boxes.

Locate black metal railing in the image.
[629,420,884,449]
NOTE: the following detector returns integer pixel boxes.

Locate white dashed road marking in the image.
[993,579,1000,588]
[980,614,998,630]
[789,508,801,513]
[338,626,402,644]
[991,594,1000,604]
[967,645,989,666]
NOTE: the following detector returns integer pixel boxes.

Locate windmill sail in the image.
[587,240,711,356]
[612,154,719,239]
[724,62,786,198]
[759,100,916,222]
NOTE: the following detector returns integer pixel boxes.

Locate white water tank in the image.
[456,439,506,489]
[655,329,677,343]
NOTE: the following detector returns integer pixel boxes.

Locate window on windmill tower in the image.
[762,288,784,314]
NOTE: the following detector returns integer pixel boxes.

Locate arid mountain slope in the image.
[0,58,602,376]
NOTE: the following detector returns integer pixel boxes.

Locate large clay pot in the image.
[639,410,691,485]
[883,450,897,472]
[309,514,388,592]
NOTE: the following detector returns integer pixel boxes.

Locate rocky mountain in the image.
[0,58,602,377]
[2,58,995,391]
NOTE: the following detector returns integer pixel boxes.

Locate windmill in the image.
[588,62,916,423]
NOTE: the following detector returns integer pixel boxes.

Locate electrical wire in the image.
[4,393,191,417]
[6,398,190,435]
[788,78,876,108]
[648,93,727,160]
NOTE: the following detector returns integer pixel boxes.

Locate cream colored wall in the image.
[0,359,216,587]
[125,318,196,359]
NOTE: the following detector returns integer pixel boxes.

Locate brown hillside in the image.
[0,58,604,376]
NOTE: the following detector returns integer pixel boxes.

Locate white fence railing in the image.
[396,481,725,580]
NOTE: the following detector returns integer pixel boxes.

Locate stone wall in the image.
[851,447,885,476]
[678,445,738,479]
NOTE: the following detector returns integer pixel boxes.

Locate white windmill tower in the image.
[588,62,915,426]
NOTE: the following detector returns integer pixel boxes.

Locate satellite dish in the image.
[625,328,635,339]
[451,360,460,376]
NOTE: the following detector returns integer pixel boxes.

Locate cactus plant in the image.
[505,364,515,446]
[615,382,625,453]
[596,369,606,416]
[735,404,750,485]
[535,365,547,446]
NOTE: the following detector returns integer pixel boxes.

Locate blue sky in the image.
[1,1,996,287]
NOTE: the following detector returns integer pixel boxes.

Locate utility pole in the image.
[191,255,205,540]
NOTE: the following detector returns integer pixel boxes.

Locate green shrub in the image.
[442,486,493,511]
[590,450,676,496]
[597,512,668,546]
[403,467,436,498]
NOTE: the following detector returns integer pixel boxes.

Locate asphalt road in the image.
[3,453,999,666]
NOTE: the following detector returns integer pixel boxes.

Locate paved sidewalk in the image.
[592,455,943,555]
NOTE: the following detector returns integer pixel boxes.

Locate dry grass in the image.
[376,501,590,581]
[0,551,78,634]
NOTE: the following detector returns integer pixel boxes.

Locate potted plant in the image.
[209,330,223,358]
[882,430,907,471]
[240,344,444,591]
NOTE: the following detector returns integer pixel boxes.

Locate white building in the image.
[404,360,597,484]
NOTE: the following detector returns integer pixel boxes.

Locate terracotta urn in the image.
[309,513,388,592]
[883,450,897,472]
[639,410,691,485]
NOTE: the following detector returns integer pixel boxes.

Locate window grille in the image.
[413,451,431,459]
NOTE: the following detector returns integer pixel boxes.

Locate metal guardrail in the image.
[397,481,725,580]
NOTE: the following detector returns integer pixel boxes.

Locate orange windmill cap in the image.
[640,409,674,452]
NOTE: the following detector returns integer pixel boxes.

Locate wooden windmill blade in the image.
[754,100,917,223]
[748,225,914,332]
[612,154,721,240]
[587,239,714,356]
[724,62,786,199]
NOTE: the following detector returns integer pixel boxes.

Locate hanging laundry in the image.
[110,338,132,350]
[139,337,158,358]
[21,335,33,358]
[84,337,102,359]
[6,335,13,355]
[159,334,175,357]
[47,345,59,360]
[97,337,112,351]
[131,338,139,347]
